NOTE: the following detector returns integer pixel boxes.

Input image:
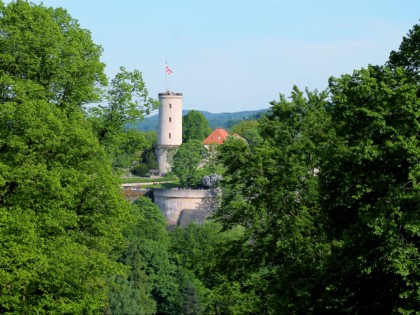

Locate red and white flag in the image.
[165,65,173,75]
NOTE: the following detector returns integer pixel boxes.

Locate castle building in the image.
[202,127,245,148]
[202,128,230,146]
[155,91,183,176]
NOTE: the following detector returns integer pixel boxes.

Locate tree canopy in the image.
[230,119,259,136]
[109,197,180,315]
[0,0,106,110]
[172,140,208,188]
[214,87,331,313]
[89,67,159,147]
[318,64,420,313]
[182,110,212,143]
[1,1,419,313]
[388,21,420,84]
[0,1,133,313]
[230,119,263,146]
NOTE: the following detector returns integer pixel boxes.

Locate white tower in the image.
[155,91,183,176]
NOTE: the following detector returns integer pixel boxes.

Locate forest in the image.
[0,1,419,314]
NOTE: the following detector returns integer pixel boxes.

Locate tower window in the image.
[169,133,171,139]
[169,117,172,122]
[169,103,172,109]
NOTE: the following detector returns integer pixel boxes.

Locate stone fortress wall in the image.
[153,188,218,227]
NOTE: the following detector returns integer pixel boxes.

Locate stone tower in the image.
[155,91,183,176]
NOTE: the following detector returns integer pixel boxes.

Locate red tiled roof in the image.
[202,128,230,145]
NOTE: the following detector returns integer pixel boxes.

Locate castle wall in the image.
[153,188,218,227]
[155,145,178,176]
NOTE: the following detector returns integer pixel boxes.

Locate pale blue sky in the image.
[6,0,420,113]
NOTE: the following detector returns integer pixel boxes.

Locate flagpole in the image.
[165,61,168,92]
[165,61,173,92]
[168,75,171,92]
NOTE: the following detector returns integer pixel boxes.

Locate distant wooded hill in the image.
[132,109,269,131]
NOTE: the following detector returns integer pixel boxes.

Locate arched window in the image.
[169,117,172,122]
[169,133,171,139]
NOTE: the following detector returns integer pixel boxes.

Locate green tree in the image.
[141,148,158,170]
[0,87,129,314]
[172,140,208,188]
[388,22,420,84]
[0,0,107,111]
[214,87,331,314]
[130,130,158,176]
[169,221,260,314]
[89,67,159,147]
[109,197,182,314]
[0,1,131,313]
[130,147,158,177]
[87,68,158,171]
[136,132,158,174]
[230,119,259,136]
[109,128,151,168]
[230,119,263,146]
[182,110,212,142]
[242,128,263,146]
[318,65,420,313]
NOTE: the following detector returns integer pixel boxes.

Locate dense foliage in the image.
[318,65,420,313]
[89,67,158,147]
[109,197,180,315]
[172,138,225,188]
[0,1,157,313]
[204,23,420,315]
[0,1,131,313]
[172,140,209,188]
[213,87,331,313]
[230,119,263,146]
[1,1,419,313]
[182,110,212,143]
[166,21,420,315]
